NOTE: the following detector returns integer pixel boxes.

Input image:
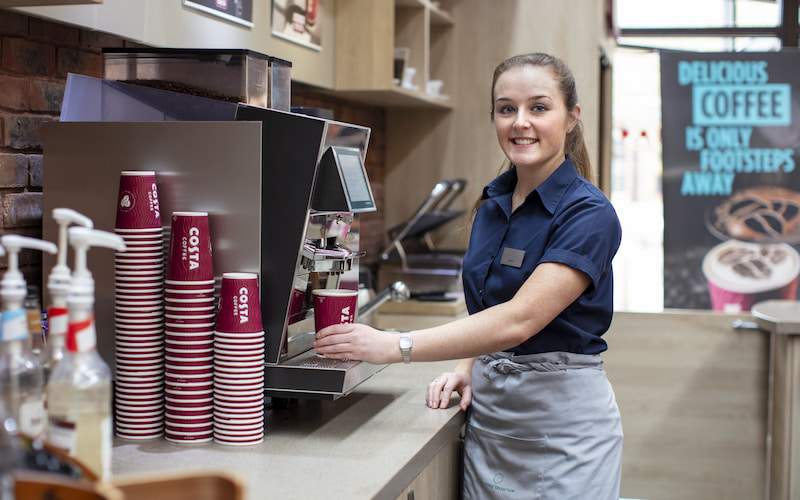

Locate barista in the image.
[313,52,623,499]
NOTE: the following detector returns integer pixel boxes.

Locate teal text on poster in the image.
[678,60,795,196]
[692,84,790,126]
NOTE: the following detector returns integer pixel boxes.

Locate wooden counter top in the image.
[752,299,800,334]
[111,359,465,500]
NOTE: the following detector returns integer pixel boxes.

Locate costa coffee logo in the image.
[149,183,161,219]
[118,190,135,212]
[340,305,351,324]
[185,227,201,270]
[237,286,249,324]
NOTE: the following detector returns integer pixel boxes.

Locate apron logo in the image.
[480,472,516,494]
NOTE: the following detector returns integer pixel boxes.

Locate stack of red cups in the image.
[113,170,166,440]
[163,211,216,443]
[213,272,265,446]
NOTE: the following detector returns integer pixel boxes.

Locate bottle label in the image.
[0,309,28,341]
[28,309,44,352]
[26,309,42,334]
[48,416,76,454]
[18,395,47,439]
[47,307,69,337]
[101,416,111,480]
[48,412,111,480]
[67,315,96,353]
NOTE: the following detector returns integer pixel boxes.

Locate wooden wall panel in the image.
[604,311,768,500]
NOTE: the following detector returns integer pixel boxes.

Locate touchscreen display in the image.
[336,148,375,211]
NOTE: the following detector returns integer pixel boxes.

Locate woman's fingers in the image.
[426,373,456,409]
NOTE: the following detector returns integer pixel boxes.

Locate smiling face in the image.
[492,64,580,183]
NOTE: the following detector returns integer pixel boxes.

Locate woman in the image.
[313,52,623,499]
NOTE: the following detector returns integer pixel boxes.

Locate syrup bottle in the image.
[47,227,125,481]
[41,208,93,382]
[0,235,58,440]
[0,401,22,500]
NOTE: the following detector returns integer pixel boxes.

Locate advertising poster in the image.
[661,51,800,312]
[183,0,254,27]
[271,0,323,51]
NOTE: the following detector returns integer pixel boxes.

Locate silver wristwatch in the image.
[399,332,412,364]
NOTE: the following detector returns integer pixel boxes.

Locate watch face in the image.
[400,336,412,348]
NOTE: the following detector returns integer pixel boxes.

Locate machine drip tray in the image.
[264,350,387,400]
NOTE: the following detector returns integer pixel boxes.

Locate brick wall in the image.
[0,8,386,294]
[0,9,123,291]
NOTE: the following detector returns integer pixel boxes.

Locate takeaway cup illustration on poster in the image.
[661,51,800,311]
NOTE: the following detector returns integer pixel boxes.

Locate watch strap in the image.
[399,332,412,364]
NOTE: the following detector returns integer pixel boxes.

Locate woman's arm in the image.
[312,261,591,364]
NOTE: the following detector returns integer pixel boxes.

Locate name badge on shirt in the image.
[500,247,525,268]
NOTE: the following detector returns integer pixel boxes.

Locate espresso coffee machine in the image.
[43,75,402,400]
[235,104,391,399]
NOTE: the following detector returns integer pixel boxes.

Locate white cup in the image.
[401,67,417,89]
[426,79,444,96]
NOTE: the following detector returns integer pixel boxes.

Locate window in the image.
[610,0,793,312]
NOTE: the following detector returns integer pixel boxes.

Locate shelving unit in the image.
[0,0,100,4]
[335,0,455,109]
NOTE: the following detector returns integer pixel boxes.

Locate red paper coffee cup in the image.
[165,323,215,334]
[288,285,307,323]
[166,212,213,281]
[216,272,263,334]
[214,377,264,389]
[115,171,162,230]
[166,374,214,385]
[165,288,215,300]
[213,435,264,446]
[115,227,162,235]
[702,240,800,313]
[213,344,264,355]
[164,364,213,376]
[165,432,212,443]
[213,402,264,414]
[214,331,264,341]
[312,289,358,332]
[115,256,164,266]
[165,333,214,344]
[166,415,214,426]
[214,407,264,418]
[212,422,263,434]
[164,405,213,417]
[115,407,163,419]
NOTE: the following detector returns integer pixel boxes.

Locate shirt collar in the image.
[481,156,579,215]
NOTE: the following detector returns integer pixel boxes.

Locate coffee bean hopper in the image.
[43,75,407,401]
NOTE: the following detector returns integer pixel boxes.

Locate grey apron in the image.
[462,351,623,500]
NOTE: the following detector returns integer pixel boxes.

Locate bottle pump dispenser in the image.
[42,208,93,380]
[0,235,58,439]
[47,227,125,481]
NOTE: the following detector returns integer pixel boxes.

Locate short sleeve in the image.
[540,184,622,290]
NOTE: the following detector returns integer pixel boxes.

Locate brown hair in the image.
[469,53,594,224]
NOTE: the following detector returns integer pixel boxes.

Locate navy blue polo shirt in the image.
[462,157,621,355]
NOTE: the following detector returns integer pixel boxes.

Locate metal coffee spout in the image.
[358,281,410,320]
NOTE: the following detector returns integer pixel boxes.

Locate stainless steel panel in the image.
[42,121,264,370]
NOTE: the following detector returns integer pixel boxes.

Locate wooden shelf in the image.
[335,0,456,109]
[0,0,101,5]
[332,86,453,109]
[429,4,454,25]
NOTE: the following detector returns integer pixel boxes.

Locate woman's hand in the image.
[312,323,398,364]
[426,359,474,411]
